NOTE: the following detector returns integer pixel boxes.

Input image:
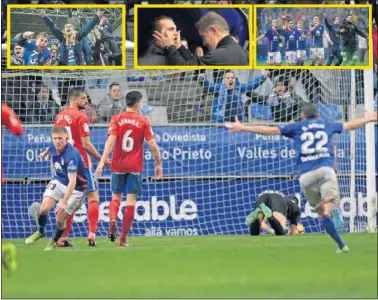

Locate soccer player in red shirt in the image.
[54,87,110,246]
[95,91,162,247]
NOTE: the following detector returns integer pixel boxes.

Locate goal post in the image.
[1,56,377,237]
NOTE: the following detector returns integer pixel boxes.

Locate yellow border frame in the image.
[253,4,372,70]
[7,4,126,70]
[133,4,253,70]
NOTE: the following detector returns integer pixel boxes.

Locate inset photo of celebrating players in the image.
[254,5,372,69]
[134,4,252,69]
[6,4,126,69]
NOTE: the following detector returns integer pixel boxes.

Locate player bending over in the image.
[226,103,377,253]
[256,19,282,66]
[17,31,51,66]
[54,87,109,247]
[25,127,87,251]
[246,190,303,236]
[95,91,162,247]
[306,15,332,66]
[1,104,23,274]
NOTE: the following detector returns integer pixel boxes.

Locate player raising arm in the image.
[25,127,87,251]
[95,91,162,247]
[226,103,377,253]
[54,87,109,247]
[246,190,303,236]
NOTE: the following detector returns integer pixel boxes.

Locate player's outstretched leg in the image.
[2,243,17,274]
[317,202,349,254]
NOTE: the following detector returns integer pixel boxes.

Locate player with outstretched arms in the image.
[1,104,23,274]
[225,103,377,253]
[54,87,110,247]
[25,127,87,251]
[256,19,282,66]
[95,91,162,247]
[296,21,308,66]
[245,191,304,236]
[306,15,332,66]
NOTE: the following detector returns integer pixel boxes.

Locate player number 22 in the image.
[301,131,328,154]
[122,130,134,152]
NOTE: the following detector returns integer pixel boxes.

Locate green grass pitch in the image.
[2,234,377,298]
[257,59,369,67]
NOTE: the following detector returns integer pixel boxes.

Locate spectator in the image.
[93,30,122,65]
[200,71,267,123]
[97,82,125,123]
[17,31,51,66]
[194,45,204,57]
[153,12,249,66]
[67,8,93,66]
[26,86,60,124]
[11,45,24,66]
[267,81,299,122]
[49,45,59,66]
[99,16,120,55]
[40,9,101,66]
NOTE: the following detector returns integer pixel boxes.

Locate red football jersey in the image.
[108,111,154,173]
[2,104,24,136]
[54,106,91,168]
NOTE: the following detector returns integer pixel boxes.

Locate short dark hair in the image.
[301,103,318,119]
[332,16,339,22]
[109,82,120,90]
[287,19,293,23]
[152,15,174,32]
[126,91,142,107]
[68,87,85,101]
[52,126,68,135]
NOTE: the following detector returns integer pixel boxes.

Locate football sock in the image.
[53,228,65,242]
[38,214,48,234]
[267,217,285,236]
[61,214,74,239]
[320,215,346,249]
[249,220,261,236]
[109,199,121,222]
[120,205,135,241]
[88,199,99,234]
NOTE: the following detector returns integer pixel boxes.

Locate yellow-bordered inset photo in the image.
[134,4,252,70]
[253,4,372,70]
[7,4,126,70]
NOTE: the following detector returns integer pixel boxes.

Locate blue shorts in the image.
[111,173,142,195]
[83,167,98,192]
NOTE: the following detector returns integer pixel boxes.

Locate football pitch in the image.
[256,59,370,67]
[2,233,377,298]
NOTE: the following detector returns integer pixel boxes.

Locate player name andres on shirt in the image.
[117,118,141,127]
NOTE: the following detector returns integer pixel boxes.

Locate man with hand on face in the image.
[152,12,249,66]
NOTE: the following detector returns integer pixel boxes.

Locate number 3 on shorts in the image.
[122,130,134,152]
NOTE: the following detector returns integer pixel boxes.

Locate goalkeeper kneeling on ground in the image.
[245,190,304,236]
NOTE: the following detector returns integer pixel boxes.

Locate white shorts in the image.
[297,50,306,59]
[43,179,85,215]
[285,51,297,64]
[310,47,325,60]
[267,51,282,65]
[299,167,340,208]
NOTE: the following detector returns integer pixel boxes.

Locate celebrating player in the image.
[324,14,343,66]
[306,15,332,66]
[226,103,377,253]
[95,91,162,247]
[54,87,109,246]
[17,31,51,66]
[245,190,303,236]
[339,14,368,66]
[256,19,283,66]
[282,19,299,66]
[296,21,308,66]
[25,127,87,251]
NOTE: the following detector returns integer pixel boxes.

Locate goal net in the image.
[1,58,376,238]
